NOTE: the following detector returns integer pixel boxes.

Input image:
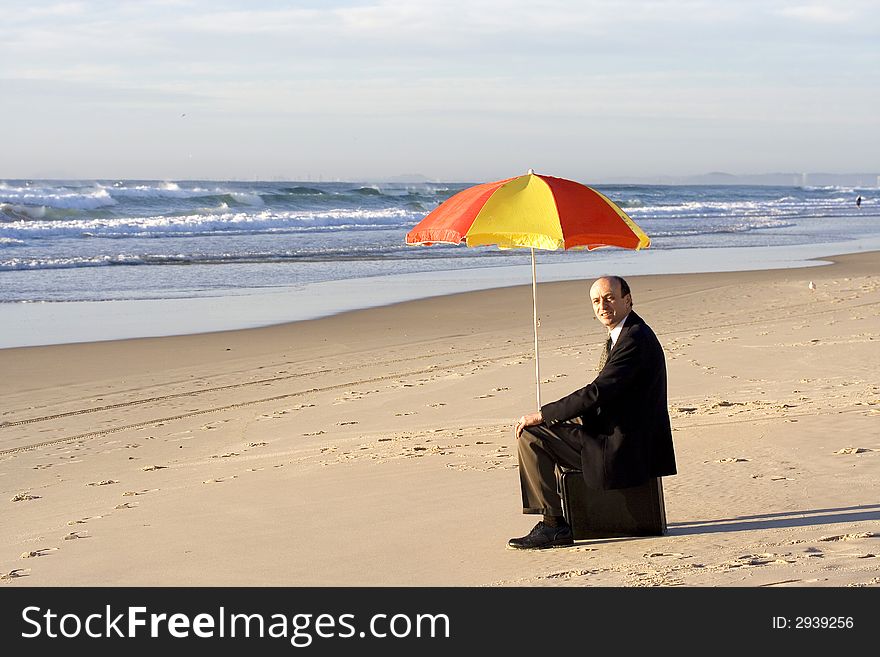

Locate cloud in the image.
[777,4,854,23]
[1,0,877,179]
[8,1,86,19]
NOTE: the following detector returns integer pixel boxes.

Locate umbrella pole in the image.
[531,248,541,409]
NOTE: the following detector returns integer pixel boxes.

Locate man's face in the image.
[590,277,632,329]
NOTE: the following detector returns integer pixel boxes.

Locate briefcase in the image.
[558,469,667,539]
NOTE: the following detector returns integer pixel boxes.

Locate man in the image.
[509,275,676,549]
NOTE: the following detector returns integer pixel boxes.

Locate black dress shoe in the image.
[508,521,573,549]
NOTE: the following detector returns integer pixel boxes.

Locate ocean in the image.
[1,179,878,347]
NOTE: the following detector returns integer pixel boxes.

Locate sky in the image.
[1,0,878,182]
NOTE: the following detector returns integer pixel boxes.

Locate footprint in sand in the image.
[834,447,872,454]
[21,548,58,559]
[114,502,137,509]
[67,514,103,525]
[540,568,598,579]
[142,465,167,471]
[122,489,153,497]
[819,532,875,542]
[265,403,316,418]
[723,554,777,567]
[87,480,119,486]
[0,569,29,581]
[211,452,240,459]
[201,420,231,431]
[203,476,238,484]
[247,442,268,448]
[715,457,749,463]
[63,531,88,541]
[11,492,40,502]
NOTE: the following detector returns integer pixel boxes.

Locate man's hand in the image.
[514,411,543,438]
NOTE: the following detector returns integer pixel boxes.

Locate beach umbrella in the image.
[405,170,650,408]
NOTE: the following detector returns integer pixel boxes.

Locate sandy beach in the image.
[1,252,878,587]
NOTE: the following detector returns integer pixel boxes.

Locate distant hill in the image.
[597,172,880,187]
[401,171,877,187]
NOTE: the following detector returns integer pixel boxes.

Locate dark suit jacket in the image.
[540,311,676,490]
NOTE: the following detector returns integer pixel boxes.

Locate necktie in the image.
[597,335,612,370]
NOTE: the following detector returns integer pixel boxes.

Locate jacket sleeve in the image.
[540,332,644,424]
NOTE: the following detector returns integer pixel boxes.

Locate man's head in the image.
[590,276,632,329]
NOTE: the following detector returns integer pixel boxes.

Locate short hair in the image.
[595,275,631,298]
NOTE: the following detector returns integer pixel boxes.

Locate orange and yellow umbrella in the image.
[405,170,650,407]
[406,170,649,251]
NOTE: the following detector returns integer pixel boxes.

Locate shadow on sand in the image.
[666,504,880,536]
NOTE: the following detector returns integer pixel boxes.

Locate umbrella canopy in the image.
[405,170,650,408]
[406,171,650,251]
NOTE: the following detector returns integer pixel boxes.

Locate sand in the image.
[1,252,878,587]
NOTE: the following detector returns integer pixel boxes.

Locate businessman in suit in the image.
[509,275,676,549]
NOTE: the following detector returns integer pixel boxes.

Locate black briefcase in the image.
[558,469,667,539]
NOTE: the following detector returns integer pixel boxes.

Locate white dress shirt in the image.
[609,312,631,347]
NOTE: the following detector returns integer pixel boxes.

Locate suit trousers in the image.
[518,422,586,515]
